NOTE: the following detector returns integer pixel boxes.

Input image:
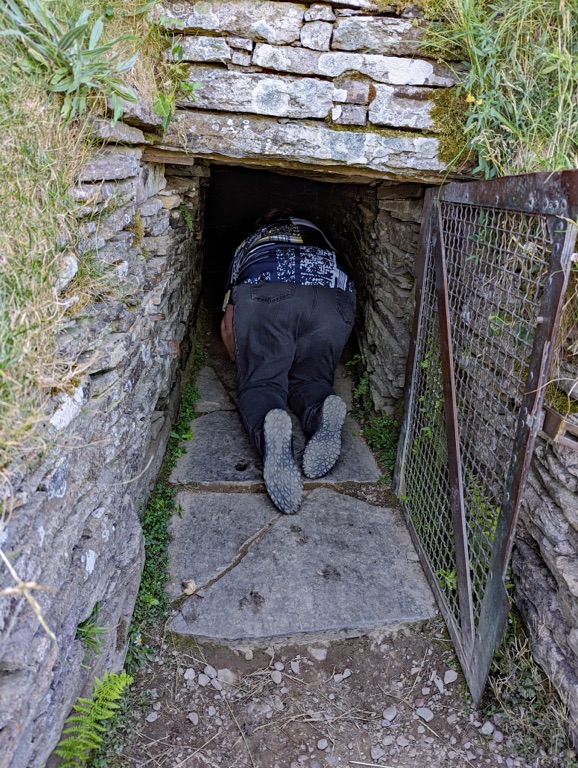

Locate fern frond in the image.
[55,670,133,766]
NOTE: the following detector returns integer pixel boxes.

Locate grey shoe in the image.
[302,395,347,479]
[263,409,303,515]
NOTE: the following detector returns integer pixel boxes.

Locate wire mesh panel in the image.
[395,171,578,702]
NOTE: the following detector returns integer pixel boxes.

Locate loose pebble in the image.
[481,721,495,735]
[274,661,285,671]
[309,647,327,661]
[204,664,217,679]
[416,707,434,722]
[493,730,504,744]
[152,701,161,711]
[183,668,196,681]
[146,712,159,723]
[217,668,237,686]
[210,678,223,691]
[317,739,328,750]
[371,745,386,760]
[244,649,253,660]
[396,735,410,747]
[271,670,283,685]
[291,660,300,674]
[208,706,216,716]
[444,670,459,685]
[382,705,398,722]
[187,712,199,725]
[198,674,210,687]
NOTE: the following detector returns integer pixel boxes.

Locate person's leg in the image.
[232,282,296,453]
[288,285,356,478]
[232,282,303,513]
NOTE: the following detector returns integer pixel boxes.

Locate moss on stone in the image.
[545,385,578,417]
[129,211,144,248]
[430,87,472,167]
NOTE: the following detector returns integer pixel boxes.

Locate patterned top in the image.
[223,217,354,308]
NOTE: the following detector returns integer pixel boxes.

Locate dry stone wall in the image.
[153,0,459,182]
[0,120,208,767]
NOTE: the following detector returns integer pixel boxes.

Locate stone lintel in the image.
[162,111,450,183]
[157,0,305,45]
[252,43,457,87]
[180,66,342,119]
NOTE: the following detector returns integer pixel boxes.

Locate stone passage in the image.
[166,357,436,645]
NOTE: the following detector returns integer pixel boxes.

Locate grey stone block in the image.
[163,111,448,182]
[304,4,336,22]
[252,43,457,87]
[195,366,236,413]
[180,67,338,119]
[169,406,380,487]
[301,21,333,51]
[332,16,424,56]
[369,85,434,131]
[167,492,278,598]
[157,0,304,45]
[88,118,146,145]
[168,488,436,643]
[178,36,231,63]
[332,103,367,125]
[79,148,142,182]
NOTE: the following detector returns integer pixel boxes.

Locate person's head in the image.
[255,207,294,228]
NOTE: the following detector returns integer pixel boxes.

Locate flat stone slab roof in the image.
[168,488,436,644]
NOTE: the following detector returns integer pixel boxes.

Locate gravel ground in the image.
[104,620,576,768]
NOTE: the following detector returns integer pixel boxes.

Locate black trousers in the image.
[232,282,356,454]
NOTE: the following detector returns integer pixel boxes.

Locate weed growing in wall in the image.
[76,602,108,665]
[348,358,400,477]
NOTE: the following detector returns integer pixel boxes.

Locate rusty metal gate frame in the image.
[394,171,578,702]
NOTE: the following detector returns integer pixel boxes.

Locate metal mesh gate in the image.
[395,171,578,702]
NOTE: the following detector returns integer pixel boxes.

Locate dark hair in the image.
[255,207,294,228]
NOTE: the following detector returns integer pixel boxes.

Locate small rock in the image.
[414,698,425,708]
[210,678,223,691]
[382,705,398,722]
[290,660,300,674]
[271,670,283,685]
[146,711,159,722]
[434,677,445,694]
[422,686,431,695]
[371,746,386,760]
[333,673,343,683]
[416,707,434,722]
[198,674,210,687]
[274,661,285,671]
[244,649,254,660]
[317,739,328,750]
[152,701,161,711]
[208,706,216,717]
[309,647,327,661]
[396,735,410,747]
[444,669,459,685]
[184,668,196,681]
[382,735,394,746]
[481,721,495,736]
[447,714,458,724]
[493,730,504,744]
[182,578,197,595]
[342,668,352,679]
[217,668,237,686]
[417,725,425,734]
[204,665,217,679]
[187,712,199,725]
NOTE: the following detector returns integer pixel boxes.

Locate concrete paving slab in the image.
[195,366,235,413]
[168,488,436,644]
[169,410,380,486]
[167,492,278,599]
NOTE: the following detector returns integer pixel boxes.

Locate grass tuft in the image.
[424,0,578,177]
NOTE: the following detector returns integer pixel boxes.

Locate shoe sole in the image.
[302,395,347,479]
[263,409,303,515]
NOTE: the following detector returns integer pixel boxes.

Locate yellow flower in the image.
[466,93,476,103]
[476,99,483,106]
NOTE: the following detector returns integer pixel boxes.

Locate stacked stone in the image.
[0,119,207,767]
[155,0,459,182]
[514,438,578,741]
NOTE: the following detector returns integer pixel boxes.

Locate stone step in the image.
[168,488,437,645]
[170,366,381,487]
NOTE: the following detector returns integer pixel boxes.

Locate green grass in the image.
[424,0,578,177]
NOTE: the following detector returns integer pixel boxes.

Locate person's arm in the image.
[220,303,236,362]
